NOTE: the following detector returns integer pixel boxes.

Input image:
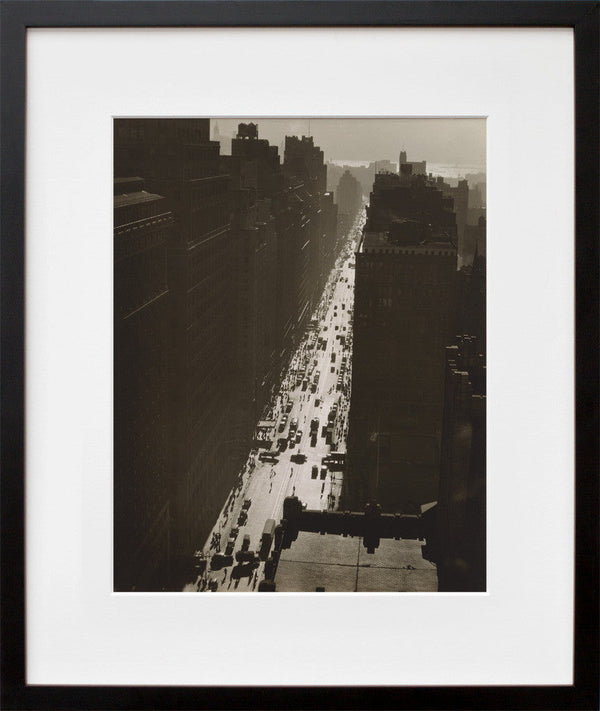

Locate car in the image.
[237,510,248,525]
[231,527,239,539]
[224,541,235,556]
[210,553,233,570]
[241,534,251,551]
[296,430,302,443]
[259,451,278,462]
[242,499,251,510]
[312,465,318,479]
[285,400,293,413]
[291,417,298,430]
[320,467,327,480]
[235,550,258,564]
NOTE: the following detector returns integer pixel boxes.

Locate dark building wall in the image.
[437,337,486,591]
[226,147,280,435]
[436,177,469,264]
[114,119,242,588]
[346,172,458,513]
[348,241,457,511]
[277,134,333,360]
[366,172,457,237]
[319,192,339,290]
[231,125,335,377]
[463,215,486,265]
[231,123,283,200]
[113,181,174,591]
[284,135,327,194]
[456,251,486,351]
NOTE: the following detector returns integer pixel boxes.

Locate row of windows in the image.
[115,224,172,262]
[359,284,452,299]
[360,257,453,269]
[115,201,169,227]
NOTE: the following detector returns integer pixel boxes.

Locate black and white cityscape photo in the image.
[114,118,486,593]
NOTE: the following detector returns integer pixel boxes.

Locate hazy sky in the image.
[212,118,486,168]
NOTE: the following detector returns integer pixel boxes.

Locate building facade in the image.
[113,178,174,591]
[346,171,458,512]
[114,119,244,587]
[336,169,363,238]
[437,336,486,591]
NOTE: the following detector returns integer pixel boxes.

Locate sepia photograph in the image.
[113,117,486,593]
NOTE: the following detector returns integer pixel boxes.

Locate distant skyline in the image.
[211,118,486,169]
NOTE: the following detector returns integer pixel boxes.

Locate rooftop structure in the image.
[275,531,437,592]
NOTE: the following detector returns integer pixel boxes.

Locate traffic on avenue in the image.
[185,209,365,592]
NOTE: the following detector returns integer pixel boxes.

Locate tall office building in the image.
[113,178,174,591]
[336,169,363,238]
[283,134,327,194]
[279,135,331,349]
[114,119,241,586]
[399,150,427,177]
[346,171,457,512]
[226,125,280,435]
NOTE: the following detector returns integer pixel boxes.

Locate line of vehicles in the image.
[209,498,277,576]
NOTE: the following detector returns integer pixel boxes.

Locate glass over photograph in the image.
[113,118,486,593]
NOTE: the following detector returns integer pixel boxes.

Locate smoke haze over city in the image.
[211,118,486,169]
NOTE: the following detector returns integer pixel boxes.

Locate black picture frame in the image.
[1,2,598,709]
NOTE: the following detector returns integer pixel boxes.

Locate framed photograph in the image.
[2,1,598,709]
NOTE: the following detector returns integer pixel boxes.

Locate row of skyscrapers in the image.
[113,119,363,590]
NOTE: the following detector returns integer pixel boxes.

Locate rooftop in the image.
[114,190,165,209]
[275,531,437,592]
